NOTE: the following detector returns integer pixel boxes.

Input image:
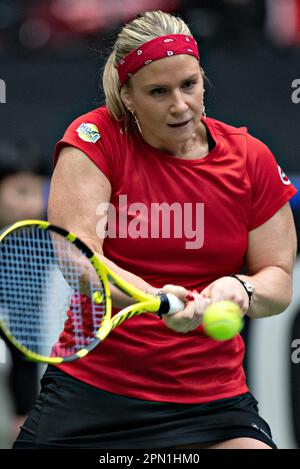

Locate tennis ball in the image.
[93,291,104,304]
[203,301,243,341]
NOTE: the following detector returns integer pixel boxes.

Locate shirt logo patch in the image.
[278,166,291,185]
[76,123,101,143]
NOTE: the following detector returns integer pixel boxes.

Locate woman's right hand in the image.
[159,284,211,333]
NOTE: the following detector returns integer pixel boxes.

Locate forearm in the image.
[239,266,293,319]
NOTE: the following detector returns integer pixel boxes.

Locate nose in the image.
[169,90,189,115]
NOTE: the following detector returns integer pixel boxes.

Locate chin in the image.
[169,130,194,142]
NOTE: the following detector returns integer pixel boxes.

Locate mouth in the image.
[167,119,191,128]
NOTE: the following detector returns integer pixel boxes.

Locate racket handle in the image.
[166,293,185,314]
[157,292,185,316]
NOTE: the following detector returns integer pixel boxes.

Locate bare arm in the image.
[202,203,297,319]
[239,202,297,318]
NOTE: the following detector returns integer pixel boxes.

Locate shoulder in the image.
[206,117,248,158]
[54,106,126,185]
[68,105,123,140]
[56,105,127,159]
[207,117,274,163]
[206,117,248,138]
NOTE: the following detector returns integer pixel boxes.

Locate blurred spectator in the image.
[0,139,49,225]
[49,0,181,34]
[265,0,300,48]
[0,0,267,54]
[0,0,181,53]
[0,137,50,442]
[1,0,300,54]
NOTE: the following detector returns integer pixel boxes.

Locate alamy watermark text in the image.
[291,79,300,104]
[96,195,205,249]
[0,79,6,103]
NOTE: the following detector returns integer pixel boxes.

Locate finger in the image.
[172,295,209,323]
[200,285,212,299]
[169,300,196,321]
[177,299,207,329]
[160,284,193,304]
[194,295,211,312]
[209,287,245,310]
[209,287,225,303]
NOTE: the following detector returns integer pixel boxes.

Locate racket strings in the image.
[0,226,107,358]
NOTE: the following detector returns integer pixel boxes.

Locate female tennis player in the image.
[14,11,297,449]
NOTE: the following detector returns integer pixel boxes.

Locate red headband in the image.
[117,34,200,87]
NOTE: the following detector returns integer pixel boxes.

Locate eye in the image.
[182,80,197,90]
[150,87,167,96]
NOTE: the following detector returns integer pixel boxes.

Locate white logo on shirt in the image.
[278,166,291,185]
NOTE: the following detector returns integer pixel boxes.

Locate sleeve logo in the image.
[76,123,101,143]
[278,166,291,185]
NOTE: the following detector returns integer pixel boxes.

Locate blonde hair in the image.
[102,11,193,122]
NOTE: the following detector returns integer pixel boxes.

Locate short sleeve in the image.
[53,107,123,190]
[246,134,297,230]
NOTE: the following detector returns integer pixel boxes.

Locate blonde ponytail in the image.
[102,50,127,121]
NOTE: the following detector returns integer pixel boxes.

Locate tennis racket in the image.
[0,220,184,364]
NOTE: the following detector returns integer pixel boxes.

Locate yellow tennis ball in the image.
[93,291,104,304]
[203,301,244,341]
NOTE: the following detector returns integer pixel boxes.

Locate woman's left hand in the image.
[201,276,250,314]
[159,284,211,333]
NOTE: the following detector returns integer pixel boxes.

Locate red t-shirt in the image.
[53,106,296,403]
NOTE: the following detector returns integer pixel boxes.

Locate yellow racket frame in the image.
[0,219,162,364]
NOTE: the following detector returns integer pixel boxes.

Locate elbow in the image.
[274,284,293,316]
[270,266,294,315]
[247,267,294,318]
[275,299,291,316]
[283,289,293,313]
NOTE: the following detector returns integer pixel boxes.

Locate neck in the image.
[157,119,209,159]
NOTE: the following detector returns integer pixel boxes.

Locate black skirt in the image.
[13,365,277,449]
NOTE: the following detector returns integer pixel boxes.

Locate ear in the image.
[120,87,132,111]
